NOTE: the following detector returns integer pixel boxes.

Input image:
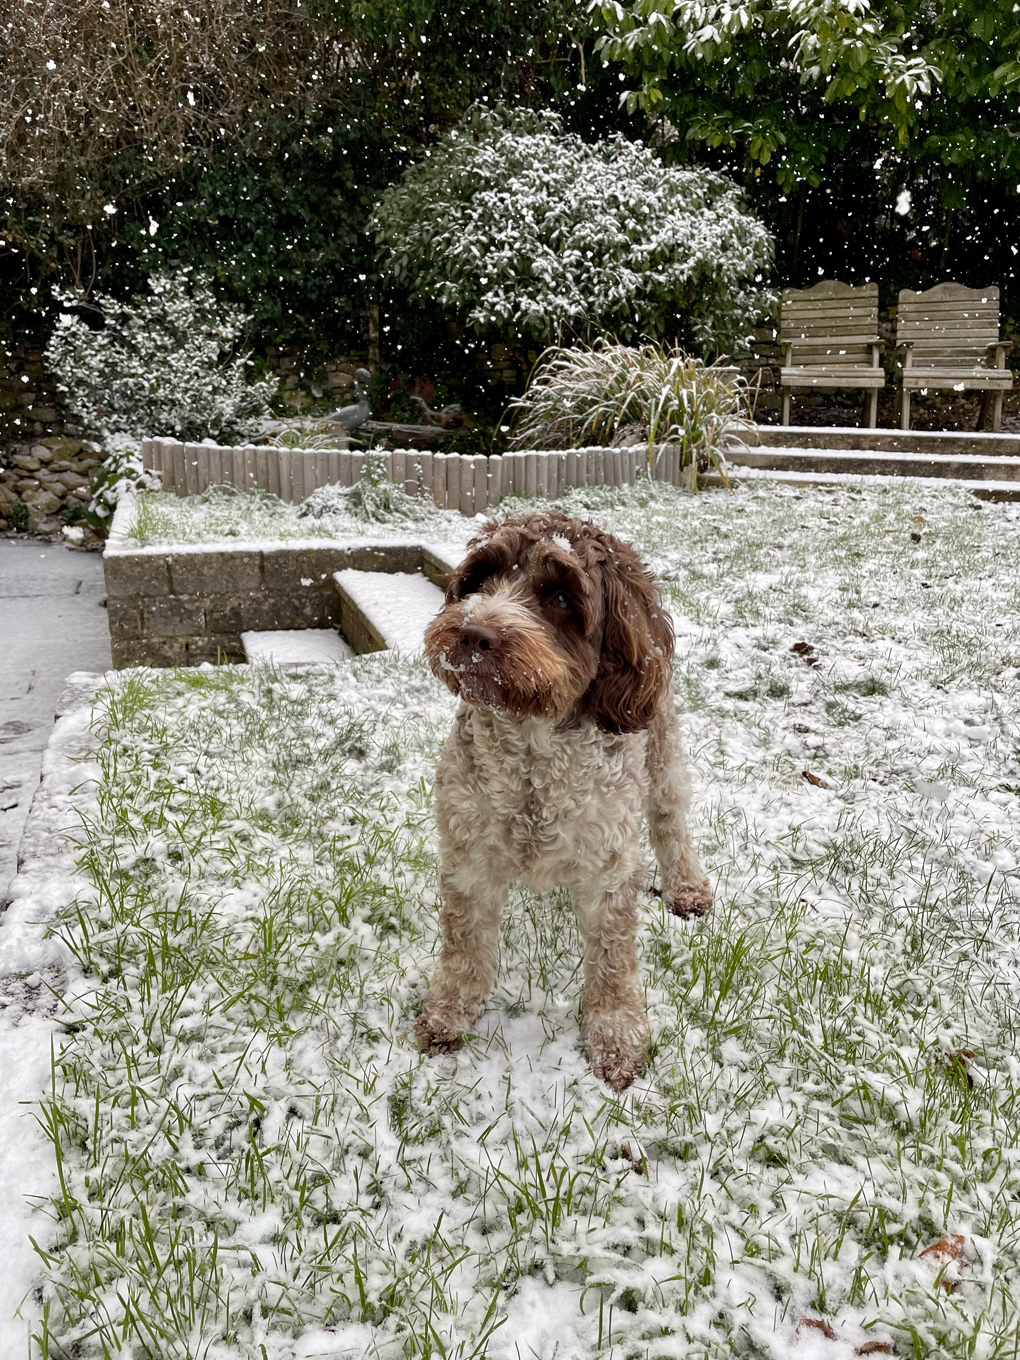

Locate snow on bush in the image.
[372,105,774,352]
[85,437,162,532]
[45,271,278,444]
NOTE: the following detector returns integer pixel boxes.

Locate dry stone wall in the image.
[0,436,102,534]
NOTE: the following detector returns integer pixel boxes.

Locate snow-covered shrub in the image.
[298,452,420,524]
[85,438,162,535]
[45,271,278,444]
[373,105,773,353]
[508,342,752,484]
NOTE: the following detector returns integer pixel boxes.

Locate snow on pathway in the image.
[0,677,100,1351]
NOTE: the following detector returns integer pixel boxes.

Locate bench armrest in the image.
[992,340,1013,368]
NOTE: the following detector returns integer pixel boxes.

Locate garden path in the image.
[0,539,111,906]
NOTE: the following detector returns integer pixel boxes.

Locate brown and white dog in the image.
[418,511,712,1089]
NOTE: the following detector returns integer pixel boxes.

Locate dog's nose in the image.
[459,622,499,653]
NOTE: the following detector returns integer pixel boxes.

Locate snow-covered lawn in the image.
[24,478,1020,1358]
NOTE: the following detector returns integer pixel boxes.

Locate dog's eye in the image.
[553,591,571,610]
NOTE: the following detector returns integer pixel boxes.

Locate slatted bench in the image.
[780,280,885,427]
[896,283,1013,432]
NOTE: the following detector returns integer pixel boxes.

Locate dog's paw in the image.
[414,998,472,1054]
[414,1016,464,1054]
[664,878,713,919]
[584,1014,652,1091]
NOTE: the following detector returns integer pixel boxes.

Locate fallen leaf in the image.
[919,1233,967,1263]
[919,1233,968,1291]
[791,641,819,666]
[802,771,835,790]
[796,1319,893,1353]
[797,1318,836,1341]
[619,1142,647,1176]
[936,1048,976,1089]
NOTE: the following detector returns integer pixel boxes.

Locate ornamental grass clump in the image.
[508,342,751,486]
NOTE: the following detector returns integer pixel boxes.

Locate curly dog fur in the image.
[417,510,712,1089]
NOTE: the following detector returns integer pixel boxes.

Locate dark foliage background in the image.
[1,0,1018,403]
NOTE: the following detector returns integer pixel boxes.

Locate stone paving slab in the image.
[0,540,111,905]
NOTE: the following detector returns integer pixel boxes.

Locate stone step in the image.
[727,444,1020,483]
[241,629,353,665]
[741,424,1020,457]
[332,569,446,655]
[720,464,1020,502]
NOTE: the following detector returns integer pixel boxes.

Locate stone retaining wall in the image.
[103,526,456,668]
[0,436,102,534]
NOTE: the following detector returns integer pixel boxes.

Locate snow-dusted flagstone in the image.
[9,477,1020,1358]
[241,629,354,665]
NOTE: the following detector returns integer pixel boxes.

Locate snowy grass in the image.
[34,478,1020,1359]
[126,483,470,547]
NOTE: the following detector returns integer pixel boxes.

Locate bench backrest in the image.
[780,280,880,369]
[896,283,1001,368]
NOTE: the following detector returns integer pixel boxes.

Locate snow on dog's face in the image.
[423,511,674,731]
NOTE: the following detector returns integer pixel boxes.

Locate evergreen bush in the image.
[45,271,278,444]
[373,106,773,353]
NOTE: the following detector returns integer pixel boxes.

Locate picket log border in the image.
[141,439,690,509]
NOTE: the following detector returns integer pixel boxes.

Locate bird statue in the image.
[325,368,372,434]
[409,394,465,429]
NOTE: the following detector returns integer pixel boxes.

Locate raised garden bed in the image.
[103,492,461,667]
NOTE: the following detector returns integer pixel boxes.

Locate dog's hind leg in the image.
[415,870,508,1054]
[647,704,713,919]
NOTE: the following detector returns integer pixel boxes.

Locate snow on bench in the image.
[332,569,446,655]
[241,629,354,665]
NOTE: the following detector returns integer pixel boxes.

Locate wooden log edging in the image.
[140,439,686,512]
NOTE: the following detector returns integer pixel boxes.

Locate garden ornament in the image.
[326,368,373,432]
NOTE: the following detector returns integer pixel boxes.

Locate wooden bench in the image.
[780,280,885,427]
[896,283,1013,432]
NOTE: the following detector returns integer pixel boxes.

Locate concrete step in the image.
[741,425,1020,458]
[241,629,353,665]
[333,569,445,655]
[727,444,1020,483]
[721,464,1020,502]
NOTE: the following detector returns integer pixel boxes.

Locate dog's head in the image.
[423,511,674,732]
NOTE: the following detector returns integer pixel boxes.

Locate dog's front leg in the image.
[573,868,651,1090]
[647,707,713,919]
[415,869,508,1054]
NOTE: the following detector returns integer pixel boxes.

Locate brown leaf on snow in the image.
[802,771,835,790]
[619,1142,647,1176]
[791,641,820,666]
[937,1048,976,1089]
[796,1319,893,1353]
[919,1233,967,1262]
[797,1318,836,1341]
[919,1233,968,1291]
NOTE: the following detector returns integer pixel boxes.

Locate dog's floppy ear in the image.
[446,522,519,602]
[584,544,674,734]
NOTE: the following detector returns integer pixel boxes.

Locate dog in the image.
[417,510,712,1089]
